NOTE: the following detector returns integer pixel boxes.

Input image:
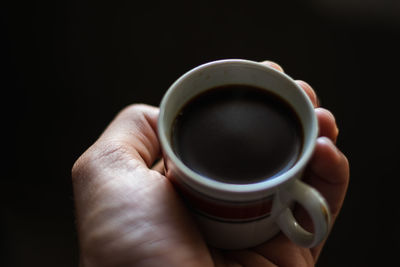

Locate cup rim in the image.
[158,59,318,199]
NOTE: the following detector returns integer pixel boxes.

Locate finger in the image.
[222,250,278,266]
[97,104,160,168]
[295,80,319,107]
[306,137,349,206]
[253,234,314,267]
[315,108,339,143]
[71,104,162,214]
[298,137,350,259]
[298,137,349,224]
[260,60,285,72]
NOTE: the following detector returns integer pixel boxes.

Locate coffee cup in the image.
[158,59,330,249]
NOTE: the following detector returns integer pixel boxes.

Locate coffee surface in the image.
[172,84,303,184]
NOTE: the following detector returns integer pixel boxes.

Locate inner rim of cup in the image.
[158,59,318,201]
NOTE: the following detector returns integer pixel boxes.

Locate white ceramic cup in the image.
[158,59,331,249]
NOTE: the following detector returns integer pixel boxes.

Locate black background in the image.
[2,1,400,266]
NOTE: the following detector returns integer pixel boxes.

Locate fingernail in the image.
[316,96,321,107]
[334,126,339,144]
[261,60,284,72]
[325,110,339,143]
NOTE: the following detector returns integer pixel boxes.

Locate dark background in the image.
[2,1,399,266]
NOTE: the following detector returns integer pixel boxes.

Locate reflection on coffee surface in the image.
[172,84,303,184]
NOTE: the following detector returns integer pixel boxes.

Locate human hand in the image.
[72,61,349,267]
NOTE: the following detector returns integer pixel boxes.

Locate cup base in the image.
[194,213,280,250]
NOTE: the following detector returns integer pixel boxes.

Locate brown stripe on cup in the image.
[172,179,273,222]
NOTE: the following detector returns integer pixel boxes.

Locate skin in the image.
[72,61,349,267]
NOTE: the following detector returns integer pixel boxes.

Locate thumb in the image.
[96,104,160,168]
[71,104,161,200]
[71,104,162,238]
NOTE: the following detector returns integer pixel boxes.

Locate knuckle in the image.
[71,154,88,183]
[95,141,132,168]
[71,147,96,183]
[71,141,131,184]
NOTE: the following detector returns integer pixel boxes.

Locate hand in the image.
[72,61,349,267]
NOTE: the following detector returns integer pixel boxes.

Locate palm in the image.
[74,156,311,266]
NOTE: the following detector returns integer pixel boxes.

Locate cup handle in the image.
[275,179,331,248]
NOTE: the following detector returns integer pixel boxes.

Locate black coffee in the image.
[171,84,303,184]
